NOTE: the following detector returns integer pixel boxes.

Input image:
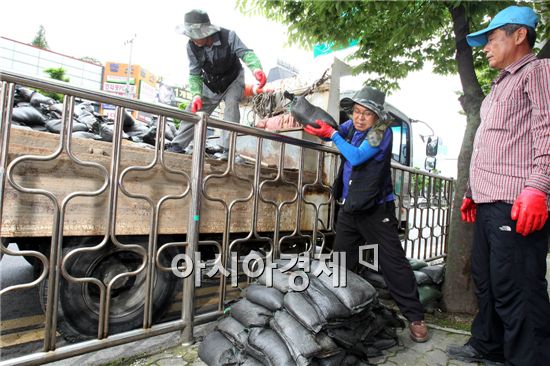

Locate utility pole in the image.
[124,34,137,98]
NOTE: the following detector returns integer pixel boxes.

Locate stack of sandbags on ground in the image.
[359,259,445,312]
[409,259,445,312]
[198,259,405,365]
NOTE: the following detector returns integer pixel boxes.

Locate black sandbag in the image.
[73,102,95,117]
[289,95,338,129]
[30,125,48,132]
[230,298,272,328]
[359,268,387,289]
[246,284,284,311]
[315,351,346,366]
[30,92,54,107]
[240,355,264,366]
[123,111,136,130]
[11,106,46,126]
[311,261,376,313]
[45,119,89,134]
[72,131,100,140]
[48,103,64,115]
[418,285,442,306]
[15,86,35,103]
[371,337,397,351]
[217,316,248,350]
[305,277,351,322]
[418,264,445,285]
[247,327,295,366]
[257,268,293,293]
[198,330,239,366]
[408,258,428,270]
[413,270,433,286]
[124,123,151,138]
[269,311,323,364]
[97,123,129,142]
[284,291,324,333]
[76,112,99,131]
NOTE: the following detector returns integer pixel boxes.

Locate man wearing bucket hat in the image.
[304,86,429,343]
[446,5,550,366]
[170,9,267,160]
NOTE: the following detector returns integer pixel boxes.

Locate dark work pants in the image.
[333,201,424,321]
[469,202,550,366]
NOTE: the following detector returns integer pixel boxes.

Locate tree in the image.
[238,0,549,314]
[32,25,49,49]
[42,67,70,102]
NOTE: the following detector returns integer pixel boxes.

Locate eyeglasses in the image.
[352,108,376,118]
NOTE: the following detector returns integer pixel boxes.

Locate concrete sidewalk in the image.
[51,324,480,366]
[118,326,478,366]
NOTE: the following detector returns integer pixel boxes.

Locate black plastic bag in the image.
[288,95,338,129]
[246,328,295,366]
[311,261,376,313]
[217,316,249,350]
[246,284,284,311]
[284,291,324,333]
[413,270,433,286]
[198,330,239,366]
[11,106,46,126]
[418,264,445,285]
[230,299,272,328]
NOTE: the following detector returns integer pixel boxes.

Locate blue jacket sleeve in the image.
[332,133,380,166]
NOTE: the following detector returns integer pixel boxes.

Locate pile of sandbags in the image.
[198,260,404,365]
[9,86,184,149]
[359,258,445,312]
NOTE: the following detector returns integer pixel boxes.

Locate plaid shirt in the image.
[469,53,550,204]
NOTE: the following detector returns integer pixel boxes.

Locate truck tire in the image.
[39,239,176,343]
[12,237,49,279]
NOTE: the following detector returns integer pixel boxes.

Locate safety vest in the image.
[189,28,243,94]
[333,127,394,213]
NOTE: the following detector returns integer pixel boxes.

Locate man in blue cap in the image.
[447,5,550,365]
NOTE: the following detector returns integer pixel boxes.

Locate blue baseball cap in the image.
[467,6,538,47]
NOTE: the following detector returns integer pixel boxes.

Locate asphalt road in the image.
[0,243,49,360]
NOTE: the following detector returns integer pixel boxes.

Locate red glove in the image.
[191,96,202,113]
[460,197,476,223]
[304,120,336,139]
[511,187,548,236]
[253,70,267,88]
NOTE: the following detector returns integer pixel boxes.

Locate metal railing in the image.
[0,69,453,365]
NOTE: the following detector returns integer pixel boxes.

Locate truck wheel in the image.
[39,241,176,343]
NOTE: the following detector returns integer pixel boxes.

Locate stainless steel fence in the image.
[0,70,453,365]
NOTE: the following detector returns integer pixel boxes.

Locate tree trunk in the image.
[441,4,486,314]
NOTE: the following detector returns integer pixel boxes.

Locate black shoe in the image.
[446,344,503,365]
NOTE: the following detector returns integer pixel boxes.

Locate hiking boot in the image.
[409,320,429,342]
[446,344,503,365]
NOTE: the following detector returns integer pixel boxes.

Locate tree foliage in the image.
[32,25,49,50]
[238,0,549,314]
[42,67,69,102]
[238,1,546,91]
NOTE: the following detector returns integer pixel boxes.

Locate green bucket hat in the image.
[176,9,220,40]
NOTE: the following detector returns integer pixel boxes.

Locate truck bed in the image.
[1,127,329,238]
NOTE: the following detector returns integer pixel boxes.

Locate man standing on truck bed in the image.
[169,9,267,160]
[447,5,550,366]
[303,86,429,343]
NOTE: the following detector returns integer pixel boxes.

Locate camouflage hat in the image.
[340,86,386,120]
[176,9,220,40]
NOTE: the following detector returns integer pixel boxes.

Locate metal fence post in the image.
[181,112,208,344]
